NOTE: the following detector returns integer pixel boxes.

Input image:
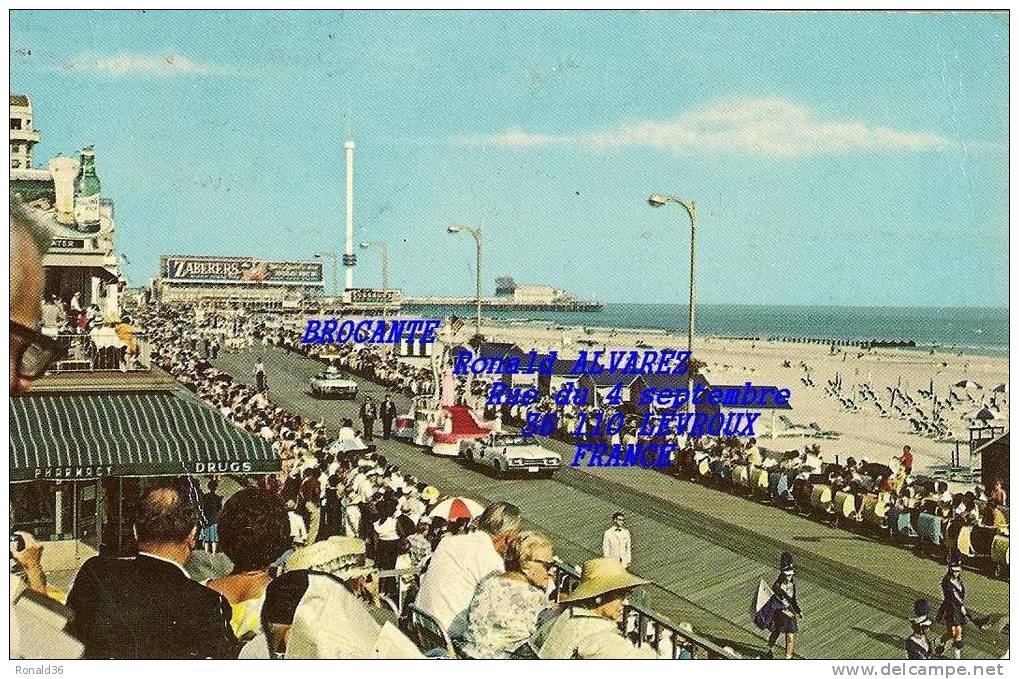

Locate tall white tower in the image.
[344,140,355,291]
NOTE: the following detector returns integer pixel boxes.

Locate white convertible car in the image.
[460,432,561,478]
[309,367,358,399]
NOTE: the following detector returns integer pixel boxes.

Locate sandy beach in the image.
[465,319,1008,480]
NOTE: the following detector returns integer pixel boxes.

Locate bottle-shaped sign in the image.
[73,146,102,232]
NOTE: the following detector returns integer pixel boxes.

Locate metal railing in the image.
[49,332,151,372]
[549,560,741,659]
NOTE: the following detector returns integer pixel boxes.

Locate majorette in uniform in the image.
[754,551,802,659]
[905,599,937,660]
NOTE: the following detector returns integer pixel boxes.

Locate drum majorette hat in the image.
[780,551,795,575]
[910,599,931,626]
[949,548,963,570]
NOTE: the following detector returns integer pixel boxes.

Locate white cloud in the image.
[458,98,949,157]
[59,52,234,77]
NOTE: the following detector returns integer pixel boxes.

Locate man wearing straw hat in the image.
[536,557,658,659]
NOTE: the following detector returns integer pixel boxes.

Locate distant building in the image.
[495,276,517,297]
[9,95,122,315]
[10,93,40,169]
[513,285,573,305]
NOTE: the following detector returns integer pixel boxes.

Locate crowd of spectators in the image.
[85,304,670,659]
[163,306,1009,567]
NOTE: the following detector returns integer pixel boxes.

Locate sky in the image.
[9,10,1009,307]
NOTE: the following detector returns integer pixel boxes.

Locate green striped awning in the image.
[10,392,278,482]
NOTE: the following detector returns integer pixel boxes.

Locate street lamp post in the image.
[313,251,340,299]
[358,241,389,291]
[647,193,698,414]
[647,194,697,354]
[447,225,483,339]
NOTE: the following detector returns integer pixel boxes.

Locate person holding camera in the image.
[10,531,47,595]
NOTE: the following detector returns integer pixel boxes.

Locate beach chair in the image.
[915,513,943,547]
[970,526,996,558]
[810,484,833,514]
[833,491,858,520]
[768,471,789,501]
[895,511,918,540]
[409,603,459,659]
[861,494,888,528]
[957,526,975,557]
[991,535,1009,577]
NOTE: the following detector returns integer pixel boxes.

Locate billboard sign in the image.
[343,288,403,306]
[161,256,324,286]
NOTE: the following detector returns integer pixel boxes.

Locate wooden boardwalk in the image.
[212,347,1009,659]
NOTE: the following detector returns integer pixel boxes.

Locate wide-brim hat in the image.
[421,486,440,502]
[780,551,795,575]
[562,558,651,603]
[286,537,375,580]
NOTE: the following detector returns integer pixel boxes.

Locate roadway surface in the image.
[212,345,1009,659]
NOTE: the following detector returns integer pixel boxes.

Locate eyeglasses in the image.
[10,320,64,379]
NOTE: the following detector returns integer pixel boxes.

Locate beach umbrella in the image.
[965,407,995,422]
[954,380,982,390]
[429,496,485,522]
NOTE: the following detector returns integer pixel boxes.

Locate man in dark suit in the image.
[65,484,240,659]
[380,393,398,439]
[359,395,378,442]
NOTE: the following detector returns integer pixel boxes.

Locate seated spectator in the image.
[66,483,239,659]
[535,557,657,659]
[461,531,556,659]
[206,488,291,640]
[415,501,522,640]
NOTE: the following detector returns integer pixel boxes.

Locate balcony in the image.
[46,332,152,374]
[10,127,40,143]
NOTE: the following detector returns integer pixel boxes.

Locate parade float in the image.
[393,336,494,456]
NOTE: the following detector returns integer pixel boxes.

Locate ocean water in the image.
[405,303,1009,355]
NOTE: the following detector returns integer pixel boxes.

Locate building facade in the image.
[10,94,40,169]
[10,94,123,316]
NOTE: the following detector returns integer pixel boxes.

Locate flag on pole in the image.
[753,579,779,630]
